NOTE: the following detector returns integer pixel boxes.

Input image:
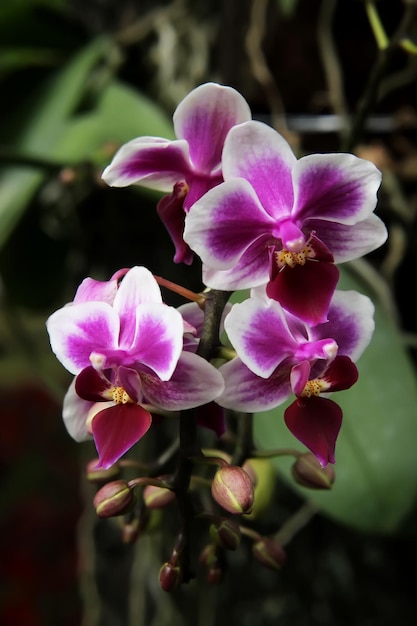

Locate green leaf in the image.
[0,37,112,249]
[253,267,417,534]
[54,80,175,163]
[0,37,174,250]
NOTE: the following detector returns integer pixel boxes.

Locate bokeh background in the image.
[1,0,417,624]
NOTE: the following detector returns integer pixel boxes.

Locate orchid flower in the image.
[46,266,224,468]
[102,83,252,264]
[183,120,386,325]
[217,289,375,465]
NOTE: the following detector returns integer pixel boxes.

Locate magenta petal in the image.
[157,183,194,265]
[267,261,340,326]
[284,396,342,466]
[75,366,112,401]
[92,403,152,469]
[322,355,358,392]
[74,277,118,304]
[101,138,191,190]
[174,82,252,171]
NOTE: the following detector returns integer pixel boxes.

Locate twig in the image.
[245,0,288,135]
[342,0,417,152]
[317,0,349,130]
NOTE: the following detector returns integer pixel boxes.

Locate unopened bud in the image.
[209,518,241,551]
[93,480,135,518]
[292,453,335,490]
[199,544,224,584]
[159,562,182,592]
[143,482,175,509]
[207,565,223,585]
[86,459,121,484]
[242,460,258,486]
[252,538,287,570]
[199,543,218,568]
[211,466,254,515]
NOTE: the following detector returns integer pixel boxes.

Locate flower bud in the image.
[199,544,224,584]
[93,480,135,518]
[243,458,276,520]
[209,518,241,551]
[207,565,223,585]
[86,459,121,484]
[159,562,182,592]
[242,459,258,486]
[292,453,335,490]
[252,538,287,571]
[199,543,218,568]
[121,517,141,544]
[143,483,176,509]
[211,466,254,515]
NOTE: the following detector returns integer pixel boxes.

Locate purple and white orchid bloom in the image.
[183,120,386,325]
[46,266,224,469]
[101,83,252,265]
[217,289,375,465]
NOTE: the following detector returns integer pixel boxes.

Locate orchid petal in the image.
[217,358,292,412]
[321,355,359,392]
[224,297,300,378]
[75,366,113,402]
[113,266,163,349]
[140,351,224,410]
[46,302,120,375]
[290,361,311,396]
[293,153,382,225]
[74,277,118,305]
[92,403,152,469]
[156,184,194,264]
[266,261,340,326]
[202,237,271,290]
[284,396,343,466]
[222,121,295,218]
[130,302,183,380]
[101,137,191,190]
[173,82,251,171]
[184,178,275,269]
[117,366,143,403]
[312,290,375,360]
[62,379,93,442]
[305,214,388,263]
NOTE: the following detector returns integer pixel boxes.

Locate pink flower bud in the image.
[93,480,135,518]
[252,537,287,570]
[209,518,241,550]
[121,518,141,544]
[211,466,254,515]
[292,453,335,490]
[159,562,182,592]
[199,544,224,584]
[143,482,176,509]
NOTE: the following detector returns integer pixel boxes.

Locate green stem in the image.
[342,1,417,152]
[365,0,389,50]
[171,288,232,581]
[231,412,254,466]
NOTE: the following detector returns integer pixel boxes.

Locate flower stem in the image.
[171,288,232,581]
[154,275,207,307]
